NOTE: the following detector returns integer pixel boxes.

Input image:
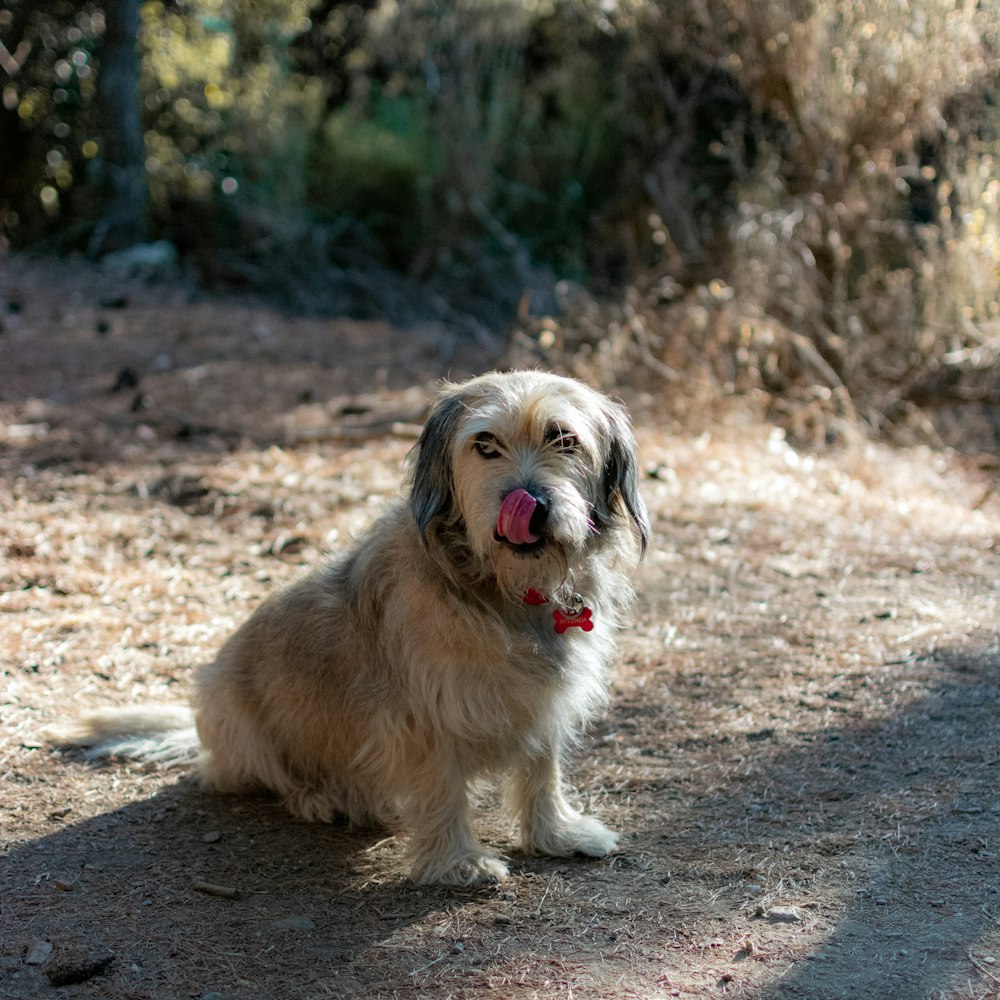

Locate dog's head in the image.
[409,371,649,602]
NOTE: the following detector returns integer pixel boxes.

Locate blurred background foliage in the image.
[2,0,1000,441]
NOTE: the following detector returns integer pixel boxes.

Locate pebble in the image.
[202,831,222,844]
[765,905,804,923]
[25,940,53,966]
[271,916,315,931]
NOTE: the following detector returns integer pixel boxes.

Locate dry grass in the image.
[2,257,1000,998]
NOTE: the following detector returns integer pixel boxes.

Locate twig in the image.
[365,835,399,853]
[410,953,447,976]
[285,421,423,446]
[191,881,239,899]
[972,481,997,512]
[968,950,1000,985]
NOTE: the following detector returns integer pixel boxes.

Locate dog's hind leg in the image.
[508,750,619,859]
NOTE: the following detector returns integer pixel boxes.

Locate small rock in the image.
[25,940,53,965]
[52,880,75,892]
[494,914,512,925]
[202,831,222,844]
[765,905,804,923]
[101,240,179,276]
[271,916,315,931]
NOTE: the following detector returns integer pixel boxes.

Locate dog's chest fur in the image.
[322,503,617,756]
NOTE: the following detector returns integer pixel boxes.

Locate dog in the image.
[51,370,649,885]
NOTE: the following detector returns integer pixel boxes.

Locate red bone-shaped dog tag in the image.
[552,606,594,634]
[522,589,594,634]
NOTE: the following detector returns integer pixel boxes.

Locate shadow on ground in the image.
[3,643,999,998]
[739,645,1000,1000]
[3,780,461,999]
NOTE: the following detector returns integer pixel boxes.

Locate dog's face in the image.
[410,371,649,603]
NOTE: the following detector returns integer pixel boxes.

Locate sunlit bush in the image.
[140,0,323,212]
[508,0,1000,441]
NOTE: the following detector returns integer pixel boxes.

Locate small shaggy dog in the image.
[53,370,649,885]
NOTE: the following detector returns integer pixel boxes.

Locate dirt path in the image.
[2,259,1000,999]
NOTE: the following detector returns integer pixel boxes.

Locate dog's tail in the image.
[46,703,201,768]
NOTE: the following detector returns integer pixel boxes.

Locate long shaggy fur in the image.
[50,371,649,885]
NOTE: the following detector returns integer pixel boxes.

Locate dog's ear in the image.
[408,387,468,536]
[601,403,650,558]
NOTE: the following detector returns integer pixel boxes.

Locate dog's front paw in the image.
[410,852,509,887]
[525,814,619,859]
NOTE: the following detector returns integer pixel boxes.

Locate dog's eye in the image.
[473,433,503,459]
[546,427,580,453]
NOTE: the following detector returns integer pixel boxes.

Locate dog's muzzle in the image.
[496,488,549,547]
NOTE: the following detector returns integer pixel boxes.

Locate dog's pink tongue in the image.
[497,489,540,545]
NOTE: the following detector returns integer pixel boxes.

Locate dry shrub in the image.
[725,0,1000,434]
[518,0,1000,448]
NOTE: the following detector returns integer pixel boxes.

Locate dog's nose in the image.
[497,488,547,545]
[528,496,548,537]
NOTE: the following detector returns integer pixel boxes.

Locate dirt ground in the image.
[2,256,1000,1000]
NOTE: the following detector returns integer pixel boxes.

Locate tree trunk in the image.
[90,0,147,253]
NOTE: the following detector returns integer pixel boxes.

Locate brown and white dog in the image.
[52,371,649,885]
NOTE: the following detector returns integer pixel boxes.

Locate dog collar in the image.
[522,588,594,634]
